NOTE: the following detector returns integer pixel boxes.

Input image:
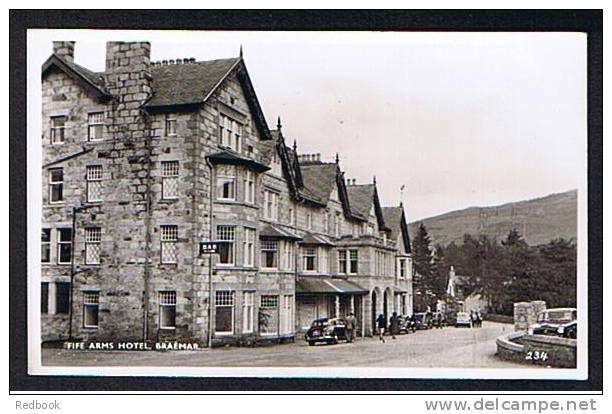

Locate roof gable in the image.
[42,54,111,101]
[382,205,412,254]
[146,57,271,140]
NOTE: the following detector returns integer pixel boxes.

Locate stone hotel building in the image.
[40,41,414,345]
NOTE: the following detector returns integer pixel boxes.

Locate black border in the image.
[9,9,603,392]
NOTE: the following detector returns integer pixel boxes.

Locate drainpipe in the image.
[140,106,153,343]
[68,206,78,340]
[205,157,215,348]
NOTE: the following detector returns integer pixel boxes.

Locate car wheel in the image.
[331,335,338,345]
[308,341,315,346]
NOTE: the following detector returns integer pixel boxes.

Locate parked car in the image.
[413,312,432,330]
[305,317,349,345]
[528,308,577,337]
[455,311,472,327]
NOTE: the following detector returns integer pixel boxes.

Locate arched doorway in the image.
[383,289,390,323]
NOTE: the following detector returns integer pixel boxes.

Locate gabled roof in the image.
[299,162,338,205]
[346,184,375,219]
[147,58,239,108]
[346,183,391,231]
[382,205,412,254]
[42,54,111,101]
[147,57,272,140]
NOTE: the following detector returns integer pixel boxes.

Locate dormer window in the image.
[219,113,242,153]
[271,151,282,176]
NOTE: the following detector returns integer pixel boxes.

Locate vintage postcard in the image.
[26,28,589,380]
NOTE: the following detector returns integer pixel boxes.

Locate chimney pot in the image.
[52,41,75,63]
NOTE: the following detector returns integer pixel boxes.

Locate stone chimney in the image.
[104,41,152,105]
[53,41,75,63]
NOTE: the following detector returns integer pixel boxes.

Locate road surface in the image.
[42,322,532,368]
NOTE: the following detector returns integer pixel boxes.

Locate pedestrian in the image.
[390,312,400,339]
[345,312,357,343]
[376,313,387,342]
[470,310,477,328]
[476,311,482,328]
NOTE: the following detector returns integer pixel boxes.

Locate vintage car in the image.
[305,317,349,345]
[455,311,472,327]
[528,308,577,337]
[413,312,432,330]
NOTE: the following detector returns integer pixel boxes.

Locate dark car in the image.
[528,308,577,337]
[413,312,432,330]
[305,317,349,345]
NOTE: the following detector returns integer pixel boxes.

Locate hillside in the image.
[408,190,577,247]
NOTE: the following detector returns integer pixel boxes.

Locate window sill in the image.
[83,326,99,330]
[159,199,179,204]
[214,200,259,209]
[159,327,176,331]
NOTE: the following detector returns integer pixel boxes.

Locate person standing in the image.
[376,313,387,343]
[390,312,400,339]
[345,312,357,343]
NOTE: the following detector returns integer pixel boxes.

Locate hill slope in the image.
[409,190,577,247]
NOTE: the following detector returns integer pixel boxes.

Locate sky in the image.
[28,30,587,221]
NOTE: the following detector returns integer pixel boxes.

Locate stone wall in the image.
[514,300,547,332]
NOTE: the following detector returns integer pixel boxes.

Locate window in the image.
[50,116,65,144]
[85,165,103,202]
[88,112,104,141]
[83,291,99,328]
[216,225,235,265]
[243,228,255,267]
[57,228,72,264]
[282,241,294,271]
[349,250,359,274]
[319,247,330,274]
[335,213,341,237]
[49,168,64,203]
[215,291,234,334]
[160,225,178,264]
[306,211,312,230]
[159,291,176,329]
[271,151,282,176]
[216,166,236,201]
[259,295,279,335]
[85,227,101,265]
[244,170,255,204]
[263,190,278,221]
[323,212,329,234]
[399,258,406,278]
[166,115,177,136]
[242,291,254,333]
[288,207,295,226]
[41,228,51,263]
[41,282,49,314]
[56,282,70,314]
[162,161,179,200]
[219,114,242,153]
[261,240,278,269]
[338,250,347,274]
[302,247,317,272]
[281,295,294,335]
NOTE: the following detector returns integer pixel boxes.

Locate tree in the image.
[411,222,435,311]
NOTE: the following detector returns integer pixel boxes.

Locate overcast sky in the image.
[29,30,587,221]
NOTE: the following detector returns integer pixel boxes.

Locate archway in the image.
[383,288,390,323]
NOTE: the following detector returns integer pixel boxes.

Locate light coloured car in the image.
[455,312,472,327]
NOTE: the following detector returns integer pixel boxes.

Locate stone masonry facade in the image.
[41,41,414,346]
